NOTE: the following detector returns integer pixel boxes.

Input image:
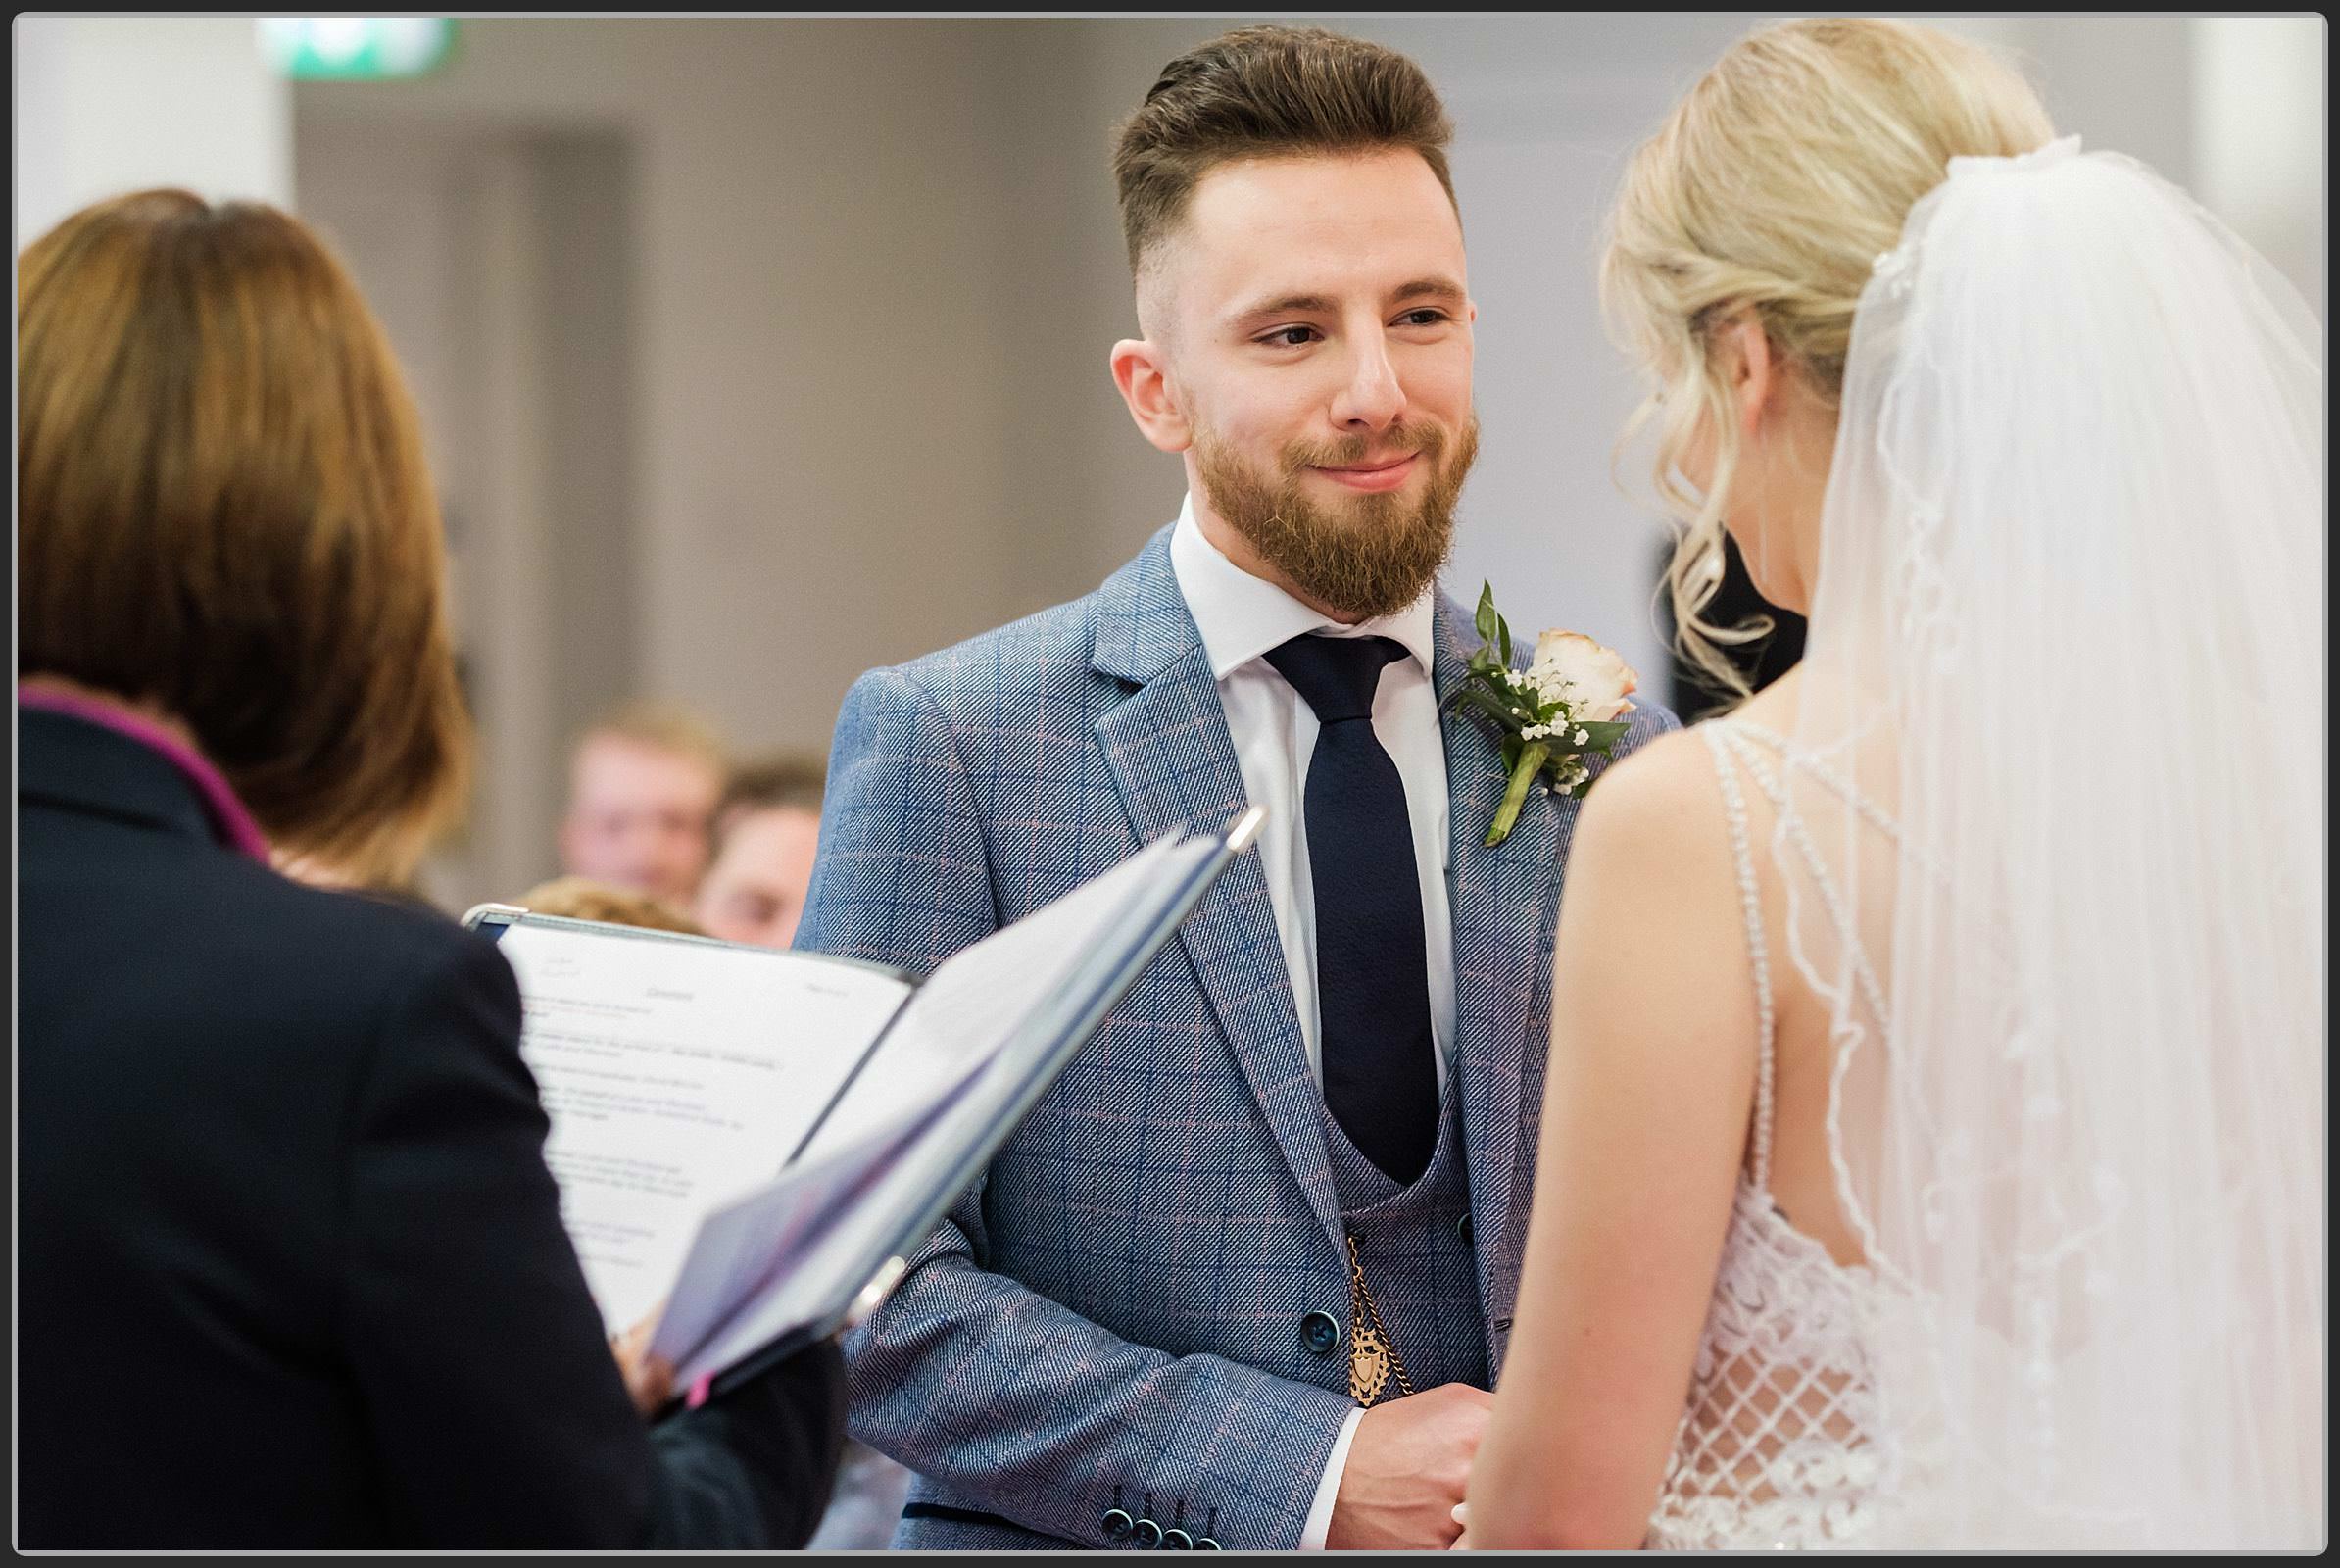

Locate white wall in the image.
[2191,15,2327,322]
[24,17,2309,902]
[278,16,2322,905]
[12,16,290,250]
[1003,14,2330,700]
[14,12,2302,907]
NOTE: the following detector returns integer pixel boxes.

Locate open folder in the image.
[463,809,1260,1396]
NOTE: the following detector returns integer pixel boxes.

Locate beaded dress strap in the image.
[1699,723,1778,1193]
[1710,720,1895,1031]
[1707,718,1907,852]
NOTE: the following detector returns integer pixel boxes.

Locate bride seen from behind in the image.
[1466,17,2322,1550]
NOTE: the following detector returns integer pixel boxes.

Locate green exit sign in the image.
[257,18,456,80]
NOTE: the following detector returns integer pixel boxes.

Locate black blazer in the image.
[17,709,845,1549]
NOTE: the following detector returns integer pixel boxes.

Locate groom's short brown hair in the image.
[1112,24,1458,277]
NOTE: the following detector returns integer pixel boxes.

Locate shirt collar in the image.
[1168,493,1438,683]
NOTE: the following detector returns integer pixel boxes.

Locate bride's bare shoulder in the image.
[1577,669,1800,864]
[1551,715,1762,1091]
[1564,719,1738,902]
[1580,718,1728,830]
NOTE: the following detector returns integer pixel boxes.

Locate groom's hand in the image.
[1325,1383,1491,1549]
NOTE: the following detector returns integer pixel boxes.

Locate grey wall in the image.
[282,16,2324,908]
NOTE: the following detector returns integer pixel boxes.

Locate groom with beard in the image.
[795,24,1674,1551]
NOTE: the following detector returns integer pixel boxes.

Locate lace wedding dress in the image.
[1641,719,1919,1551]
[1646,137,2321,1550]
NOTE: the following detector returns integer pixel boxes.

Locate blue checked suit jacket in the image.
[795,526,1678,1550]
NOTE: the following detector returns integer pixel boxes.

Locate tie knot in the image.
[1264,633,1407,723]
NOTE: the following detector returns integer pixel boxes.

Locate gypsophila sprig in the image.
[1441,582,1639,845]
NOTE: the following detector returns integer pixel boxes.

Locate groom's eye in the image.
[1257,325,1321,348]
[1394,308,1449,327]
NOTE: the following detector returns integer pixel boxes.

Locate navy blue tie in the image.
[1264,633,1438,1187]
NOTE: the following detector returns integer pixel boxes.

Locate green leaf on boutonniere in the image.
[1466,583,1638,841]
[1545,719,1631,754]
[1447,683,1522,731]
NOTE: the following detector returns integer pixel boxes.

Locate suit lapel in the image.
[1086,546,1573,1298]
[1092,537,1345,1250]
[1434,600,1563,1359]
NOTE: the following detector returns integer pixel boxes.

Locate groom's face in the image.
[1129,150,1479,620]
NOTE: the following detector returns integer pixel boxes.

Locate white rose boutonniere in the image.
[1528,629,1638,723]
[1443,583,1639,845]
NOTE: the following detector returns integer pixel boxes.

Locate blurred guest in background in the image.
[556,701,727,907]
[518,874,703,933]
[693,752,827,950]
[17,188,844,1549]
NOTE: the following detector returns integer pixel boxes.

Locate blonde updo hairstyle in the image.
[1601,18,2056,697]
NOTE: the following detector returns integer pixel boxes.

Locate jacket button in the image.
[1456,1212,1474,1245]
[1101,1508,1134,1541]
[1301,1309,1341,1355]
[1195,1537,1224,1550]
[1163,1528,1194,1548]
[1133,1517,1164,1548]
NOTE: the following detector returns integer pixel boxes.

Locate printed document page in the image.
[796,831,1199,1160]
[673,830,1223,1382]
[650,1066,977,1387]
[497,925,909,1331]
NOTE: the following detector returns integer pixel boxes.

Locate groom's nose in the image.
[1329,333,1406,433]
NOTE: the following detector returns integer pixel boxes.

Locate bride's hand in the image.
[1449,1501,1472,1550]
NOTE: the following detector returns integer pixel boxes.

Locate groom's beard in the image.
[1194,414,1480,622]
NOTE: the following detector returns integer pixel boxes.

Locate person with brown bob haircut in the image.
[17,188,846,1550]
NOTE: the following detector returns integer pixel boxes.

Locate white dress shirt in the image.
[1166,495,1456,1548]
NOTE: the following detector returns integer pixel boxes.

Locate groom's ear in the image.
[1110,338,1193,455]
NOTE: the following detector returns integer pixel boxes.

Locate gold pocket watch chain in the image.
[1345,1232,1415,1407]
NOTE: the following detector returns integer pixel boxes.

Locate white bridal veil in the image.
[1777,136,2325,1548]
